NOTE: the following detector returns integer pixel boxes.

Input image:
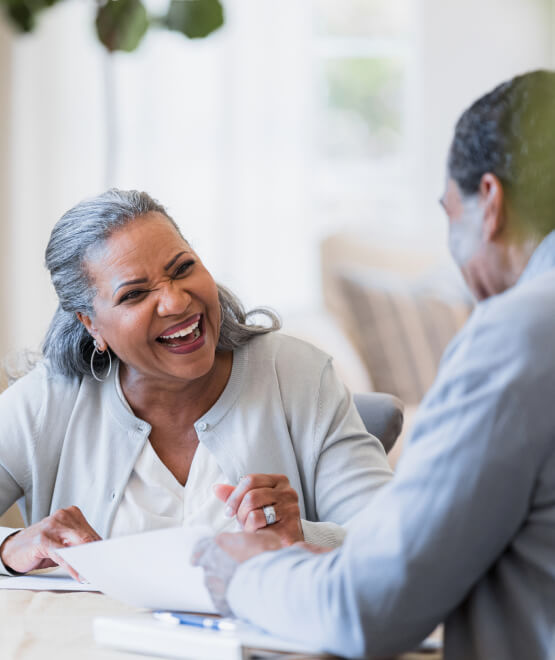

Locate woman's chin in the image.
[157,343,220,383]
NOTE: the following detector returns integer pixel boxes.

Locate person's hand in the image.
[292,541,335,554]
[192,530,283,615]
[213,474,304,545]
[214,529,283,562]
[0,505,101,580]
[214,531,334,562]
[192,530,332,615]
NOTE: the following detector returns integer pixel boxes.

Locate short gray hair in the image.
[43,189,280,378]
[449,70,555,237]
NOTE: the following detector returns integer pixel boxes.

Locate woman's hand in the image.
[213,474,304,545]
[0,505,101,579]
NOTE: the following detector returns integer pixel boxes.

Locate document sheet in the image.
[0,566,99,592]
[58,525,217,613]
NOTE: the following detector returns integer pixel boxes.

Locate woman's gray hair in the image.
[43,188,280,378]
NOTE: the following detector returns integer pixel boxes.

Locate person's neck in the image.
[499,234,540,291]
[118,351,233,426]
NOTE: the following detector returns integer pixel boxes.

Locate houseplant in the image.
[1,0,224,51]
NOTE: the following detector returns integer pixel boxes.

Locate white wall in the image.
[1,2,106,356]
[0,17,13,360]
[413,0,554,254]
[0,0,553,360]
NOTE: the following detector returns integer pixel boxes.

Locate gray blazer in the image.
[226,231,555,660]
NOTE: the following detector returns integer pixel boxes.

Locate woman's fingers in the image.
[222,474,279,517]
[243,507,274,532]
[215,474,303,543]
[235,487,277,526]
[51,506,102,543]
[56,525,100,547]
[0,506,101,575]
[212,483,234,503]
[50,551,86,582]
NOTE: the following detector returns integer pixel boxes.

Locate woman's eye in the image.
[174,260,195,277]
[120,290,146,303]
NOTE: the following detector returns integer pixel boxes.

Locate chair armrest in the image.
[353,392,404,454]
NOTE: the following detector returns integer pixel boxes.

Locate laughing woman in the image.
[0,189,392,576]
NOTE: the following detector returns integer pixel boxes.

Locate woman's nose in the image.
[156,281,191,317]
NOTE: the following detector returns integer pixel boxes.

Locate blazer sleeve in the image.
[226,306,552,657]
[0,366,48,573]
[311,359,393,524]
[297,359,393,546]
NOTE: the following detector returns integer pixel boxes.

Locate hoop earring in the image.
[90,340,112,383]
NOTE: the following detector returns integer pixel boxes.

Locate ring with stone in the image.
[262,505,277,526]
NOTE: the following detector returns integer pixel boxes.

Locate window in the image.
[311,0,415,240]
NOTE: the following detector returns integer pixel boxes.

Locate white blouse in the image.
[110,366,240,538]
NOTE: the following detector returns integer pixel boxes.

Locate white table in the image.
[0,587,442,660]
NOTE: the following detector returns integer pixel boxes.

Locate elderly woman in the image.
[0,189,392,577]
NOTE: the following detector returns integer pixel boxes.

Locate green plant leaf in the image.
[2,0,63,33]
[95,0,149,52]
[4,2,34,31]
[165,0,224,39]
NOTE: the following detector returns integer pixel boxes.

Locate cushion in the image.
[338,268,472,404]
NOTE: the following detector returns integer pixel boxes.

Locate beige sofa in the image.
[284,232,473,465]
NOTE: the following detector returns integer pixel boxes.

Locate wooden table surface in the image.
[0,588,442,660]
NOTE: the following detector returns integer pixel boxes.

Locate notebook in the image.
[94,613,331,659]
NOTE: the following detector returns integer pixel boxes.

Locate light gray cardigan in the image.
[0,333,392,574]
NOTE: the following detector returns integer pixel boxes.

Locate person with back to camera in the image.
[0,189,393,577]
[193,69,555,660]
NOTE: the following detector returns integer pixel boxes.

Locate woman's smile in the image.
[156,313,206,354]
[81,212,224,386]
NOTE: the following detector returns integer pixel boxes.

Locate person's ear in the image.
[76,312,107,351]
[479,173,505,241]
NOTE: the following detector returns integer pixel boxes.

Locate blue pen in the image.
[153,611,237,632]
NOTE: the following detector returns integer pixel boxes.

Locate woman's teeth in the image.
[161,321,199,340]
[158,321,201,343]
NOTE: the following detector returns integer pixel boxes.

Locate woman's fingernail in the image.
[224,506,234,518]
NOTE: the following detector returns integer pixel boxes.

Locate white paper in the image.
[0,566,99,592]
[57,526,216,613]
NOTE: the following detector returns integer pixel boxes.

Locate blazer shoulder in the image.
[248,332,332,368]
[0,361,81,421]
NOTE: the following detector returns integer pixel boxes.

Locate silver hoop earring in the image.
[90,340,112,382]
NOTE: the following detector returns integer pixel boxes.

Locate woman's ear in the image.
[76,312,107,351]
[76,311,94,334]
[479,173,506,241]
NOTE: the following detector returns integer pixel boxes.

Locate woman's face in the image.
[80,212,222,386]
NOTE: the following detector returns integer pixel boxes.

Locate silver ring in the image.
[263,505,277,526]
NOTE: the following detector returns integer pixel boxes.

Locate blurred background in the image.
[0,0,553,412]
